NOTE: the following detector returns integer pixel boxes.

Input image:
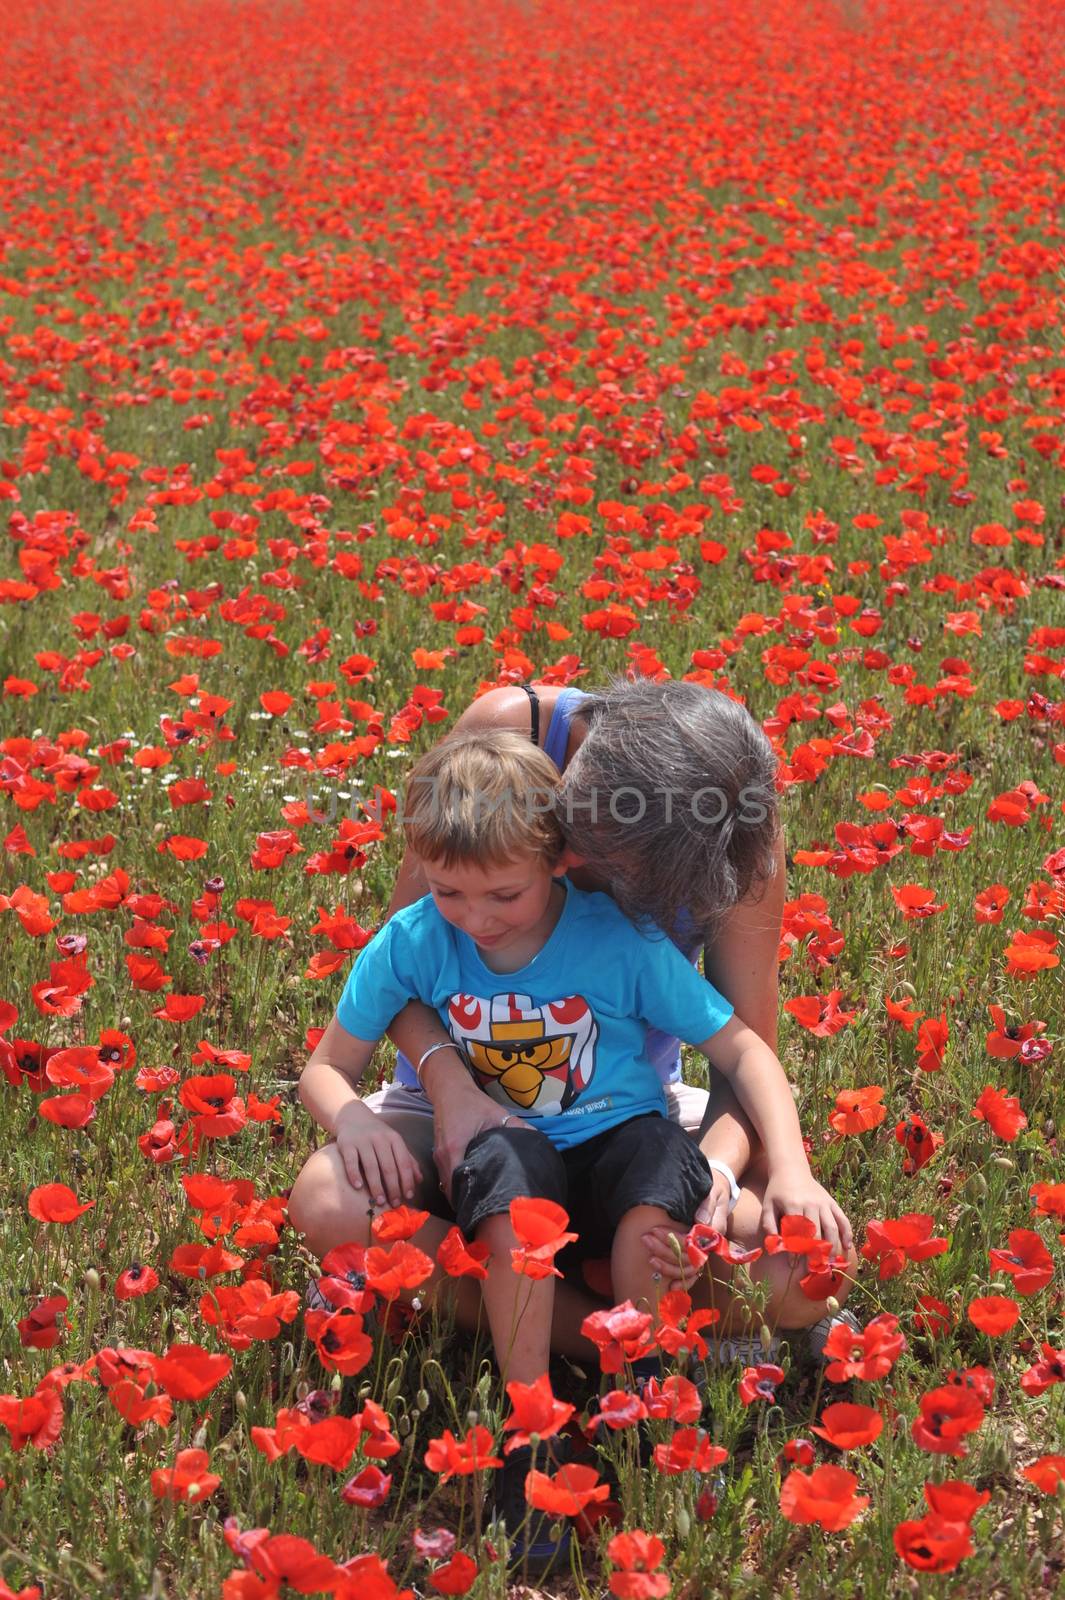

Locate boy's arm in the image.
[694,1015,853,1255]
[300,1017,421,1210]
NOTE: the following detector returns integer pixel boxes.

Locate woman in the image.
[291,677,858,1356]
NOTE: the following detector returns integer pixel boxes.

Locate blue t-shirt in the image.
[335,879,734,1150]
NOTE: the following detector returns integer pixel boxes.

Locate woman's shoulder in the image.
[452,683,571,736]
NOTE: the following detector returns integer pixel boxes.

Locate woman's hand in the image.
[334,1100,422,1210]
[761,1163,853,1258]
[432,1087,526,1201]
[641,1171,734,1291]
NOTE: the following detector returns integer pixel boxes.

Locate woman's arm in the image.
[693,824,787,1183]
[695,1014,852,1255]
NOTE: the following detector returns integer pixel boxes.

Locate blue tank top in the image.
[388,684,703,1090]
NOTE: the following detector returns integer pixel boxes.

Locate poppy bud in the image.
[675,1505,691,1539]
[760,1324,774,1351]
[825,1296,840,1315]
[84,1268,101,1293]
[417,1390,430,1411]
[398,1413,411,1436]
[968,1172,988,1198]
[991,1157,1014,1170]
[234,1391,247,1414]
[330,1371,343,1393]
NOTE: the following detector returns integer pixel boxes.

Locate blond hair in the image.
[402,731,564,867]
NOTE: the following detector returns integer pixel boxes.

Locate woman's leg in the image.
[698,1147,859,1335]
[667,1082,859,1334]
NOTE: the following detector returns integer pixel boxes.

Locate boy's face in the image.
[419,850,566,959]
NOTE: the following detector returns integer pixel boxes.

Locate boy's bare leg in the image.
[288,1142,599,1359]
[476,1213,555,1386]
[611,1203,682,1320]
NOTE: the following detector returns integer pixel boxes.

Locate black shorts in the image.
[450,1114,713,1263]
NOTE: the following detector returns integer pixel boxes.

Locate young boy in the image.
[292,731,849,1565]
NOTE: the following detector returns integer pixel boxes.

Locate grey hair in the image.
[555,679,781,945]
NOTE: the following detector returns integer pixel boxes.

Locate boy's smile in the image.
[419,851,568,971]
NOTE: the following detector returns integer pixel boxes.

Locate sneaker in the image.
[485,1440,572,1576]
[704,1331,782,1367]
[807,1307,862,1362]
[305,1271,378,1336]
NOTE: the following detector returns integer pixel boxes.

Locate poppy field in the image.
[2,0,1064,1593]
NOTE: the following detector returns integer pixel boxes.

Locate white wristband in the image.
[414,1041,463,1089]
[706,1159,741,1214]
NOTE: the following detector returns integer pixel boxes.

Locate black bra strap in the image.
[520,683,541,747]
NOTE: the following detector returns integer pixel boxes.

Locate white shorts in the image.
[364,1078,713,1137]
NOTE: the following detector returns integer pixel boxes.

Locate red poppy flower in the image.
[581,1301,655,1374]
[27,1183,96,1224]
[891,885,947,921]
[594,1389,649,1431]
[653,1290,720,1359]
[894,1114,943,1174]
[652,1428,728,1476]
[1023,1456,1065,1494]
[607,1529,670,1599]
[779,1464,869,1530]
[987,1229,1053,1295]
[823,1312,906,1382]
[509,1196,578,1279]
[151,1447,220,1503]
[427,1551,479,1596]
[371,1205,430,1242]
[304,1307,374,1375]
[894,1513,974,1572]
[502,1373,574,1451]
[966,1295,1019,1335]
[1030,1182,1065,1220]
[911,1386,985,1457]
[363,1240,434,1299]
[341,1464,392,1509]
[915,1013,949,1073]
[913,1295,953,1339]
[829,1084,886,1134]
[971,1085,1027,1141]
[924,1479,990,1522]
[1020,1343,1065,1397]
[764,1215,827,1258]
[640,1374,701,1424]
[436,1225,490,1280]
[248,1533,342,1593]
[683,1222,762,1272]
[0,1387,64,1451]
[1002,928,1058,977]
[424,1426,501,1482]
[811,1402,883,1450]
[738,1364,786,1405]
[861,1214,950,1279]
[154,1342,232,1401]
[783,989,858,1036]
[17,1296,68,1350]
[526,1462,610,1516]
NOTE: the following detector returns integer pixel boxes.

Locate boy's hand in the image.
[761,1164,853,1258]
[334,1100,422,1210]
